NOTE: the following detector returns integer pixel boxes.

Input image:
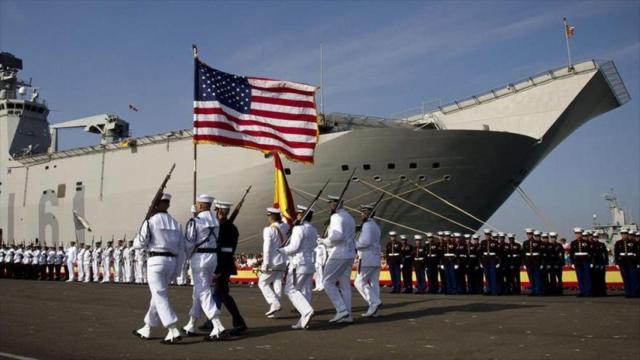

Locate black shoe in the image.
[204,333,226,342]
[160,336,182,344]
[182,329,197,337]
[225,325,248,336]
[131,330,149,340]
[198,320,213,331]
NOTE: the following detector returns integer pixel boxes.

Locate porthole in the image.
[341,164,349,171]
[363,164,371,170]
[432,162,440,169]
[284,168,291,175]
[444,174,452,181]
[418,175,426,181]
[409,163,417,169]
[387,163,395,169]
[400,175,407,181]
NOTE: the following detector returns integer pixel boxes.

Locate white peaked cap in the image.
[573,227,583,233]
[443,231,452,236]
[266,207,281,214]
[491,232,498,237]
[426,233,434,237]
[507,233,515,238]
[472,234,479,239]
[437,231,443,236]
[161,193,172,201]
[197,194,214,203]
[549,232,557,237]
[414,235,423,240]
[484,229,491,234]
[498,232,505,237]
[389,231,397,236]
[327,195,340,202]
[620,228,629,234]
[296,204,311,212]
[215,201,232,210]
[533,231,541,236]
[542,232,549,237]
[464,234,471,239]
[400,235,408,240]
[525,228,534,233]
[453,232,461,237]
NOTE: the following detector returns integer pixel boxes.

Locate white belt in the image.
[512,254,520,257]
[459,254,467,257]
[620,253,636,256]
[444,253,456,257]
[469,255,477,258]
[220,247,233,253]
[525,253,539,256]
[414,258,424,261]
[428,254,438,257]
[574,252,589,256]
[483,252,496,256]
[389,253,400,256]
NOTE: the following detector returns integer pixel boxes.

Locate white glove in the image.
[539,265,543,270]
[480,264,483,269]
[523,265,526,270]
[454,265,459,270]
[589,264,594,268]
[496,264,500,269]
[615,265,620,269]
[261,265,268,272]
[439,265,445,270]
[570,264,575,269]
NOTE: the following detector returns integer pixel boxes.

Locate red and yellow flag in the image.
[273,152,295,223]
[565,23,575,38]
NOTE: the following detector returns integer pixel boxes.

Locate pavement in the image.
[0,279,638,360]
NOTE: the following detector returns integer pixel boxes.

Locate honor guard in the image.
[480,230,501,295]
[412,235,427,294]
[82,244,92,282]
[37,246,47,280]
[540,232,551,295]
[441,231,458,295]
[258,208,287,318]
[614,228,640,297]
[354,204,383,317]
[132,193,186,344]
[549,232,564,295]
[400,235,414,293]
[278,205,317,329]
[318,194,357,324]
[55,246,64,280]
[424,233,441,294]
[182,194,226,340]
[455,233,469,294]
[385,231,402,293]
[522,229,542,296]
[23,245,33,280]
[591,231,608,297]
[123,241,134,283]
[467,235,483,294]
[114,240,124,283]
[496,232,508,294]
[570,228,592,297]
[92,242,103,282]
[13,245,23,279]
[102,241,113,283]
[65,242,78,282]
[313,243,327,291]
[505,234,522,295]
[77,243,85,282]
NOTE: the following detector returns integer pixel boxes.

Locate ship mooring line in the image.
[357,178,477,233]
[514,185,559,234]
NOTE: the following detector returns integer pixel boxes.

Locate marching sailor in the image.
[92,241,103,282]
[278,205,317,329]
[182,194,226,340]
[313,243,327,291]
[102,241,114,283]
[318,195,357,324]
[65,242,78,282]
[114,239,124,283]
[258,208,287,318]
[82,244,92,282]
[132,193,186,344]
[354,204,382,317]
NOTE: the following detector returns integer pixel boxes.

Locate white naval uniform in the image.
[313,244,327,290]
[134,212,185,328]
[82,249,92,282]
[279,221,318,317]
[102,247,113,282]
[92,247,103,282]
[77,248,85,281]
[354,219,382,308]
[134,248,145,284]
[113,246,123,283]
[185,210,222,321]
[123,246,134,283]
[320,208,357,315]
[66,246,78,281]
[258,223,287,310]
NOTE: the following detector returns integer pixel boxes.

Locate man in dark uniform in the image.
[570,228,592,297]
[454,233,468,294]
[467,235,483,294]
[385,231,402,293]
[400,235,414,293]
[424,233,441,294]
[496,232,509,294]
[549,232,564,295]
[504,233,522,295]
[591,231,608,297]
[614,228,640,298]
[441,232,458,295]
[201,200,247,336]
[412,235,426,294]
[480,231,501,295]
[540,232,551,295]
[437,231,448,293]
[522,229,542,296]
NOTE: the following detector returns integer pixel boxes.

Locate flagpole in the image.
[192,44,199,206]
[563,17,573,71]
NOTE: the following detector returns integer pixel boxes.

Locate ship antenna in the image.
[320,42,325,122]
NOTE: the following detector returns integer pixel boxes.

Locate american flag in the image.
[193,59,319,163]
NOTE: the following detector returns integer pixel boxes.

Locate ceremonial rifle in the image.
[322,169,356,237]
[229,185,252,224]
[280,179,330,248]
[136,163,177,237]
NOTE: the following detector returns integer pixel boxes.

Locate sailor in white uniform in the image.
[102,241,113,283]
[92,242,103,282]
[82,244,92,282]
[258,208,287,318]
[354,204,382,317]
[313,244,327,291]
[123,241,134,283]
[76,243,84,282]
[134,247,145,284]
[182,194,226,340]
[318,195,357,324]
[278,205,317,329]
[132,193,186,344]
[113,239,124,283]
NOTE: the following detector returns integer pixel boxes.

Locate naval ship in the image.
[0,52,630,250]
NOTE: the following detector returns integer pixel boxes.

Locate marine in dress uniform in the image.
[65,242,78,282]
[438,231,450,293]
[412,235,427,294]
[182,194,226,340]
[278,205,317,329]
[570,228,592,297]
[522,229,542,296]
[505,234,522,295]
[441,232,458,295]
[354,204,383,317]
[480,230,501,295]
[424,233,441,294]
[591,232,608,297]
[454,233,468,294]
[132,193,186,344]
[385,231,402,293]
[258,208,288,318]
[549,233,564,295]
[467,235,483,294]
[319,195,357,324]
[540,233,551,295]
[400,235,414,293]
[614,228,640,298]
[497,233,508,294]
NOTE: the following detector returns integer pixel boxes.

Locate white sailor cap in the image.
[533,231,541,236]
[388,231,397,236]
[498,232,505,237]
[525,228,534,234]
[583,230,591,235]
[197,194,214,204]
[400,235,408,240]
[190,205,196,213]
[483,229,491,234]
[464,234,471,239]
[491,232,498,237]
[161,193,172,201]
[266,207,281,215]
[327,195,340,202]
[507,233,515,238]
[414,235,423,240]
[453,232,461,237]
[214,201,233,210]
[360,204,375,211]
[549,232,557,237]
[620,228,629,234]
[426,232,434,237]
[542,232,549,237]
[573,227,583,233]
[443,231,452,236]
[296,204,312,213]
[472,234,479,240]
[437,231,443,236]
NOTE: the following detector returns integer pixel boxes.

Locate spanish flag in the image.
[564,18,575,38]
[273,152,296,224]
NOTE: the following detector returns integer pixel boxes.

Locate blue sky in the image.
[1,0,638,238]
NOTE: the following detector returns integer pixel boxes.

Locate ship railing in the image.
[597,60,631,106]
[432,60,600,115]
